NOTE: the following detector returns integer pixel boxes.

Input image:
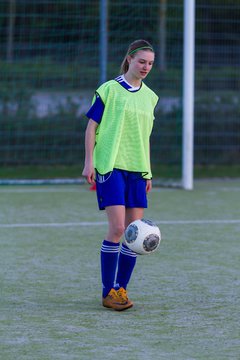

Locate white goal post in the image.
[182,0,195,190]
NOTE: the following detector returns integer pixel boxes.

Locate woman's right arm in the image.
[82,119,99,184]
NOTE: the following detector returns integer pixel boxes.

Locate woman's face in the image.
[127,50,155,80]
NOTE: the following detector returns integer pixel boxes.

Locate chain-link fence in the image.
[0,0,239,177]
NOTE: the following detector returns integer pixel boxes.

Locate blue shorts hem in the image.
[95,169,147,211]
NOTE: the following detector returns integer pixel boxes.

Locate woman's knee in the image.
[110,223,125,240]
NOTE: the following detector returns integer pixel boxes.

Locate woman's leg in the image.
[115,207,144,290]
[101,205,125,298]
[125,207,144,228]
[105,205,126,243]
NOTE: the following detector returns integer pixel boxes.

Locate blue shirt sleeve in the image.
[85,94,105,124]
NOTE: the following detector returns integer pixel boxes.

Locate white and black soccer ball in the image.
[124,219,161,255]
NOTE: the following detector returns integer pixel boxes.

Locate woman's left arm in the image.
[146,142,152,193]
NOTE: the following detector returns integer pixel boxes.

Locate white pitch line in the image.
[156,219,240,225]
[0,219,239,229]
[0,221,107,228]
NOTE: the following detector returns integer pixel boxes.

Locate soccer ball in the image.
[124,219,161,255]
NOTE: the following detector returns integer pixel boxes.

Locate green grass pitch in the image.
[0,181,239,360]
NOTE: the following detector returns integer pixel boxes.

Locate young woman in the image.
[82,39,159,311]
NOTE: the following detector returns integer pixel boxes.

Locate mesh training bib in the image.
[93,80,158,179]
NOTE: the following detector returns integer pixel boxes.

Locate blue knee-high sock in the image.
[101,240,120,298]
[115,243,137,290]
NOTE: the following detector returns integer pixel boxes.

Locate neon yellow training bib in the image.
[93,80,158,179]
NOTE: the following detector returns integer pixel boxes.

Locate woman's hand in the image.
[146,179,152,193]
[82,164,95,185]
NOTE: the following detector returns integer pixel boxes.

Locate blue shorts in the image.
[95,169,148,210]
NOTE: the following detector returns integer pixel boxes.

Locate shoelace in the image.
[117,288,128,301]
[109,290,118,299]
[109,290,126,304]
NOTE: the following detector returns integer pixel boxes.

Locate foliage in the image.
[1,1,240,46]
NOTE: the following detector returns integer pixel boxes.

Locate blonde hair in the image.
[120,39,154,74]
